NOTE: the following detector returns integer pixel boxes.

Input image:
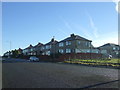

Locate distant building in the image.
[4,34,119,59]
[33,42,43,55]
[4,51,10,57]
[56,34,93,54]
[41,38,58,55]
[18,48,23,55]
[23,44,33,55]
[98,43,120,58]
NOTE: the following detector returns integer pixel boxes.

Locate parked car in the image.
[29,56,39,62]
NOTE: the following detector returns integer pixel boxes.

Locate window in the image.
[101,50,107,54]
[88,42,91,47]
[45,45,51,49]
[66,49,71,53]
[41,46,45,50]
[117,47,119,50]
[30,48,34,51]
[86,42,88,46]
[33,52,36,55]
[96,51,98,53]
[78,41,81,44]
[59,49,64,53]
[66,41,71,45]
[59,42,64,47]
[24,49,28,53]
[46,45,49,49]
[46,51,50,55]
[86,50,90,53]
[75,49,82,53]
[116,51,119,55]
[113,47,116,50]
[50,45,51,48]
[42,52,45,55]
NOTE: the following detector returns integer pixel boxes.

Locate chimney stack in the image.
[71,33,75,37]
[51,36,55,42]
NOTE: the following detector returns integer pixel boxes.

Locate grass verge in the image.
[63,59,120,68]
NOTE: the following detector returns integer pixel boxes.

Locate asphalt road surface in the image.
[2,58,120,88]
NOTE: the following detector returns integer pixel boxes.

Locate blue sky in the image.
[1,2,118,55]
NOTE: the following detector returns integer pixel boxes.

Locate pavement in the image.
[2,58,120,88]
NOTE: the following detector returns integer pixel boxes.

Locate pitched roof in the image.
[18,48,23,51]
[25,44,33,49]
[45,38,58,45]
[59,34,92,42]
[34,42,43,48]
[99,43,120,48]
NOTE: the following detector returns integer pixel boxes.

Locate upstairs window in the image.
[41,46,45,50]
[113,47,116,50]
[88,42,91,47]
[86,42,88,46]
[66,41,71,46]
[46,45,51,49]
[46,45,49,49]
[30,48,33,51]
[50,45,51,48]
[117,47,120,50]
[59,42,64,47]
[78,41,81,44]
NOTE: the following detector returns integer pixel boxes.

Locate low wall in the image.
[58,53,102,61]
[18,53,103,62]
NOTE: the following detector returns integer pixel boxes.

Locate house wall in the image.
[76,40,92,49]
[55,40,76,54]
[55,40,93,54]
[16,35,120,60]
[99,45,120,58]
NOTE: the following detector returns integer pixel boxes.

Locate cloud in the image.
[59,16,76,33]
[112,0,120,13]
[57,28,68,36]
[85,11,99,38]
[92,32,118,47]
[73,23,93,40]
[88,15,99,38]
[92,36,118,47]
[64,21,73,31]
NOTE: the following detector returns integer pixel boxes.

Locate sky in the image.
[1,1,119,56]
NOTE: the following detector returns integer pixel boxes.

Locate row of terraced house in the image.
[4,34,120,60]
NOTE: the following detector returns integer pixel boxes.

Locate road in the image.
[0,57,2,89]
[2,58,120,88]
